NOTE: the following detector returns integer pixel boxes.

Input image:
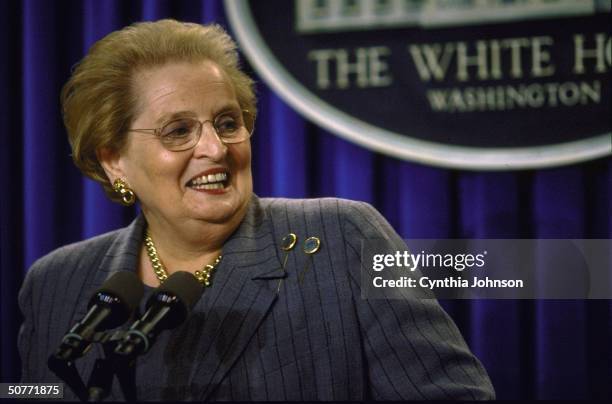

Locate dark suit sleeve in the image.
[341,201,495,400]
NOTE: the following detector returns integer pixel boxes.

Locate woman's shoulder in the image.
[24,228,123,284]
[257,196,394,241]
[258,196,376,217]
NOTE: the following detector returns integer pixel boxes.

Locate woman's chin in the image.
[185,196,245,224]
[180,180,251,225]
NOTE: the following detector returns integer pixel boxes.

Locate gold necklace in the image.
[144,230,222,287]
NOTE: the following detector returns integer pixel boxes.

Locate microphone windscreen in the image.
[94,271,145,313]
[153,271,204,312]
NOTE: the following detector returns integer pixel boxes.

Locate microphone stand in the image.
[48,355,88,402]
[85,331,137,402]
[113,353,138,402]
[49,330,138,402]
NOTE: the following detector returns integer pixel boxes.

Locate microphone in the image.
[53,271,144,361]
[114,271,204,358]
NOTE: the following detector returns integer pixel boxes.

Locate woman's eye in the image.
[166,127,190,137]
[161,121,193,139]
[215,117,239,134]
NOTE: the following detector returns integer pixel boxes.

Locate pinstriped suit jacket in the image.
[19,196,495,401]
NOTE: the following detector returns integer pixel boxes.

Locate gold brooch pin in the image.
[298,236,321,284]
[277,233,298,292]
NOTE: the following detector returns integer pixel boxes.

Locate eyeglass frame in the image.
[127,109,254,152]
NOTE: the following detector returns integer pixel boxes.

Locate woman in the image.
[19,19,494,400]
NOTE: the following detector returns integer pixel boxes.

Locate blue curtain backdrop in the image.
[1,0,610,400]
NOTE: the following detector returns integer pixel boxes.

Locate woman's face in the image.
[108,61,252,228]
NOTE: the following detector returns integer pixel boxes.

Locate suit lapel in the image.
[73,214,146,321]
[186,196,285,400]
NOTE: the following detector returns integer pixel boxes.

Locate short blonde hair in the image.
[61,19,257,202]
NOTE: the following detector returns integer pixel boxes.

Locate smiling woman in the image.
[17,19,494,401]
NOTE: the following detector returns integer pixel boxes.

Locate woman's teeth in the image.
[189,172,228,189]
[192,183,225,190]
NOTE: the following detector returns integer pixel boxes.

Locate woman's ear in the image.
[96,147,125,183]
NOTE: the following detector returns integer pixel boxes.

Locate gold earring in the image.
[112,178,136,206]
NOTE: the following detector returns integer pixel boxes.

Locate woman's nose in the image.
[192,122,227,160]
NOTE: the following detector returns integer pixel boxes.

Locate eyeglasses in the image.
[128,110,253,152]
